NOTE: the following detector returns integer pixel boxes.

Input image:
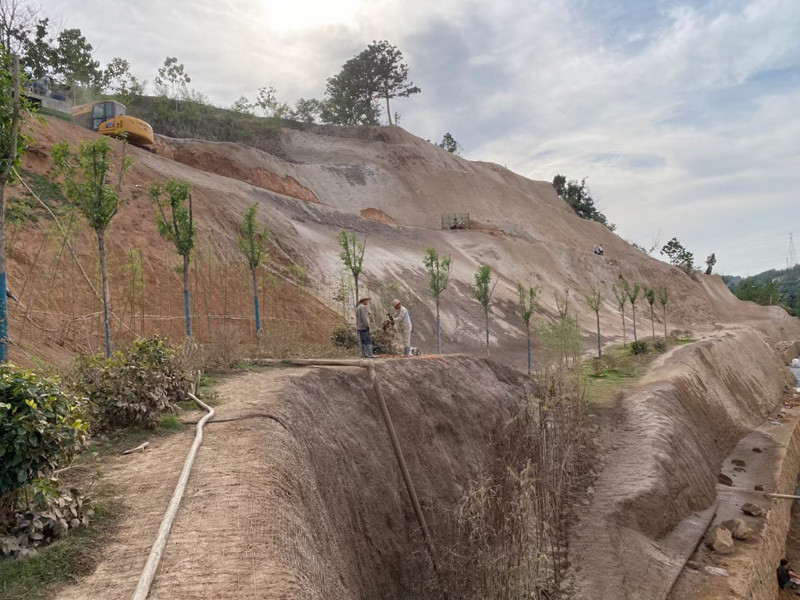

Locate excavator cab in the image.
[72,101,155,148]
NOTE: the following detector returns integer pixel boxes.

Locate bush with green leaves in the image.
[629,340,650,355]
[653,338,668,353]
[330,324,359,350]
[72,336,189,432]
[1,482,93,559]
[0,366,87,505]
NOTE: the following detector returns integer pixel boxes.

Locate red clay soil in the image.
[166,144,320,203]
[360,207,398,225]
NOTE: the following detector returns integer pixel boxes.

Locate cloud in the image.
[37,0,800,274]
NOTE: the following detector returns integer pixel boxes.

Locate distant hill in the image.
[723,265,800,315]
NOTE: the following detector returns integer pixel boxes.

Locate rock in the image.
[741,502,767,517]
[687,560,701,570]
[721,518,755,540]
[732,459,746,467]
[704,566,730,577]
[754,484,765,491]
[753,447,763,453]
[718,473,734,486]
[705,525,735,554]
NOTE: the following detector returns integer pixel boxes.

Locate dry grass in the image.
[421,363,587,600]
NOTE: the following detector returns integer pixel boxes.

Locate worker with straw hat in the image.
[356,297,375,358]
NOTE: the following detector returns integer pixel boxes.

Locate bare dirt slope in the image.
[9,117,798,366]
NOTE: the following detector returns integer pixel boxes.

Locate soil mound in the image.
[360,207,398,225]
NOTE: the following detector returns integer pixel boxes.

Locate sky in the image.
[37,0,800,276]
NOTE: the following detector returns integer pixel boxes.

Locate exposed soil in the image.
[360,207,398,225]
[9,116,800,369]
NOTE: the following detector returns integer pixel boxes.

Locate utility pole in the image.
[788,233,797,269]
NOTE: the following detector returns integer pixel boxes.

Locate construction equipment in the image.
[22,76,72,120]
[72,100,154,148]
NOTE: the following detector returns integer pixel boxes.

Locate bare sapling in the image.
[237,204,269,334]
[643,285,657,339]
[612,278,629,346]
[554,288,570,320]
[53,137,131,357]
[657,285,669,337]
[517,282,540,374]
[0,51,27,362]
[474,265,497,357]
[150,179,196,338]
[337,230,366,318]
[627,282,641,342]
[585,285,602,358]
[424,247,452,354]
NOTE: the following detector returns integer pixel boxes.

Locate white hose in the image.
[130,390,215,600]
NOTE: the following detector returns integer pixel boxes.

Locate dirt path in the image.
[53,367,309,600]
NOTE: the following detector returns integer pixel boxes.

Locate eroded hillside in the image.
[6,117,799,365]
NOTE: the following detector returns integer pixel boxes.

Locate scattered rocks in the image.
[721,518,755,540]
[753,447,763,453]
[704,566,730,577]
[741,502,767,517]
[705,525,735,554]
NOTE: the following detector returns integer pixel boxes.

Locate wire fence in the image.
[5,222,347,358]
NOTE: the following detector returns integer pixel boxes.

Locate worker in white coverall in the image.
[392,299,412,356]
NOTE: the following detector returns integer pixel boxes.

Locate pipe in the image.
[248,357,440,570]
[131,389,214,600]
[367,363,438,571]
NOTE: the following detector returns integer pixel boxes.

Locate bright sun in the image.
[261,0,363,30]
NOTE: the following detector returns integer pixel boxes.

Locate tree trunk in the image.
[252,267,261,333]
[621,306,626,347]
[96,228,113,357]
[0,56,20,363]
[353,274,359,322]
[0,181,8,362]
[650,305,655,339]
[664,306,668,338]
[183,254,192,338]
[527,324,531,375]
[632,305,637,342]
[435,296,441,354]
[385,94,392,126]
[485,311,490,357]
[596,311,602,358]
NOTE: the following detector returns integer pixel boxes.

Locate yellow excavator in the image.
[72,100,155,148]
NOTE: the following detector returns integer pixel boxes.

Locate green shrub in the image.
[653,338,668,353]
[629,340,650,355]
[1,482,93,558]
[72,336,189,432]
[0,366,87,501]
[331,324,359,350]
